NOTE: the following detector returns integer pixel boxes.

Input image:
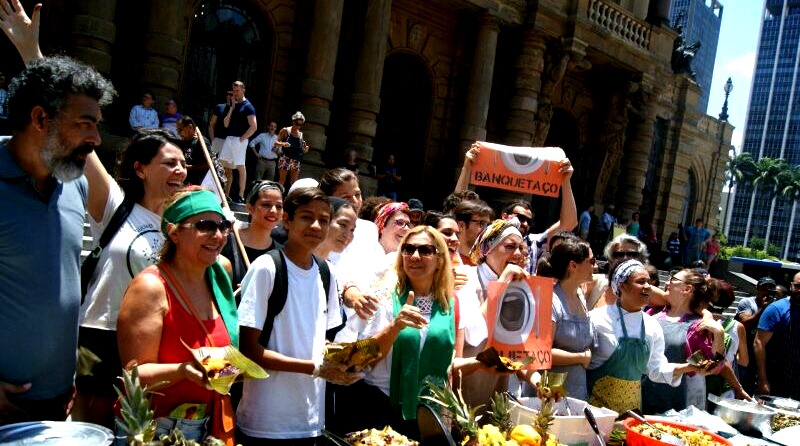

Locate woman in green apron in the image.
[587,260,697,414]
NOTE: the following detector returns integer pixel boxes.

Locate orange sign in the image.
[470,142,565,197]
[485,276,553,370]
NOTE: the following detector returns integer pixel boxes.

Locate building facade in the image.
[8,0,732,246]
[669,0,723,113]
[728,0,800,260]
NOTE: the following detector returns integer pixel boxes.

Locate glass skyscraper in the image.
[728,0,800,260]
[669,0,724,113]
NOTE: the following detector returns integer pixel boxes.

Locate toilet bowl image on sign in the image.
[485,276,554,369]
[493,281,536,345]
[470,142,565,197]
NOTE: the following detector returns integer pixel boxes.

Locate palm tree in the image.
[745,157,789,249]
[780,166,800,259]
[723,152,755,235]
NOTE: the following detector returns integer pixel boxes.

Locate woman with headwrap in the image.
[456,219,530,409]
[117,188,238,444]
[375,201,412,254]
[587,260,698,414]
[533,238,596,400]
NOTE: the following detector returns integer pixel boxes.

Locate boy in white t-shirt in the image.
[237,187,361,444]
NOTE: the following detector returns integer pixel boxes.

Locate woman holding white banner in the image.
[533,238,597,401]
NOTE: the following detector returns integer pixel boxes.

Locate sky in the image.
[706,1,763,151]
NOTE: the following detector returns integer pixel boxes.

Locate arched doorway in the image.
[372,52,433,201]
[528,108,580,233]
[181,0,272,132]
[682,169,698,226]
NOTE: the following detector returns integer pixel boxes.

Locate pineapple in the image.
[487,392,513,433]
[530,371,567,438]
[114,364,158,445]
[422,377,482,440]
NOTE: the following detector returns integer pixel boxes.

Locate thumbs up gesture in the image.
[392,291,427,330]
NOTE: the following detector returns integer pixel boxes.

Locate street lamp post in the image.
[706,78,733,229]
[719,77,733,121]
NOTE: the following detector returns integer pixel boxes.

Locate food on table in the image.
[345,426,418,446]
[630,422,727,446]
[772,412,800,432]
[509,424,542,446]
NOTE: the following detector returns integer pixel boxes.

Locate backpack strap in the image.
[80,199,134,303]
[258,251,333,347]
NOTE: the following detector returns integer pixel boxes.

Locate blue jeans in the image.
[114,416,208,445]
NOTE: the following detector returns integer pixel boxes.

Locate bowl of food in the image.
[622,417,732,446]
[712,396,774,435]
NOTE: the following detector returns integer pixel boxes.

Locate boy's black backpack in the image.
[257,249,334,347]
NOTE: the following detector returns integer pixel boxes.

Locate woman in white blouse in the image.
[587,259,699,414]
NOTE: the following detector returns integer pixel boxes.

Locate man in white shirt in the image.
[249,121,280,182]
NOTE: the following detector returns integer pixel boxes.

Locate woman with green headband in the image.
[117,187,238,444]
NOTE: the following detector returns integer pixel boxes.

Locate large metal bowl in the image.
[712,397,775,435]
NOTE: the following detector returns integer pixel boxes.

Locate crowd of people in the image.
[2,2,798,446]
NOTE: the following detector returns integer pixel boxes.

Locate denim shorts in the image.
[114,416,208,445]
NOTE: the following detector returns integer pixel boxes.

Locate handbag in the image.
[80,200,134,304]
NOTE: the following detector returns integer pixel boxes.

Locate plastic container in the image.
[0,421,113,445]
[622,417,732,446]
[509,397,617,446]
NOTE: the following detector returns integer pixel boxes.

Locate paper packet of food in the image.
[182,340,269,394]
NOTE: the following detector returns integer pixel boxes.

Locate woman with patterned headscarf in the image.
[587,259,697,414]
[455,219,530,410]
[374,201,412,254]
[117,188,238,444]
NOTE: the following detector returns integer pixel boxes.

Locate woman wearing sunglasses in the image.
[75,130,189,427]
[117,188,238,444]
[534,238,597,400]
[588,260,699,414]
[333,226,456,438]
[374,201,413,255]
[221,180,284,289]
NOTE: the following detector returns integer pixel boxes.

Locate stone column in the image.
[70,0,117,75]
[139,0,187,101]
[458,14,500,154]
[504,29,546,147]
[300,0,345,168]
[345,0,393,166]
[619,83,659,215]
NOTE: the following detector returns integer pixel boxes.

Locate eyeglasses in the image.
[612,250,640,259]
[400,243,438,257]
[391,218,412,229]
[179,219,233,235]
[669,275,686,284]
[470,219,490,229]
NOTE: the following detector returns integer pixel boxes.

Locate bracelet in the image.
[341,282,359,302]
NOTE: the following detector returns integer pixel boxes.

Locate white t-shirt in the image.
[328,218,384,288]
[80,183,162,330]
[236,253,341,439]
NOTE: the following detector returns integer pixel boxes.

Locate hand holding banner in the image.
[485,276,553,370]
[469,142,566,197]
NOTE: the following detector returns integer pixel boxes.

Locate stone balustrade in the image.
[587,0,651,50]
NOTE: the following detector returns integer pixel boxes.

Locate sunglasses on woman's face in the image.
[179,219,233,235]
[400,243,437,257]
[612,250,640,259]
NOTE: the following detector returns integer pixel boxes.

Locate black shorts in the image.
[75,326,122,397]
